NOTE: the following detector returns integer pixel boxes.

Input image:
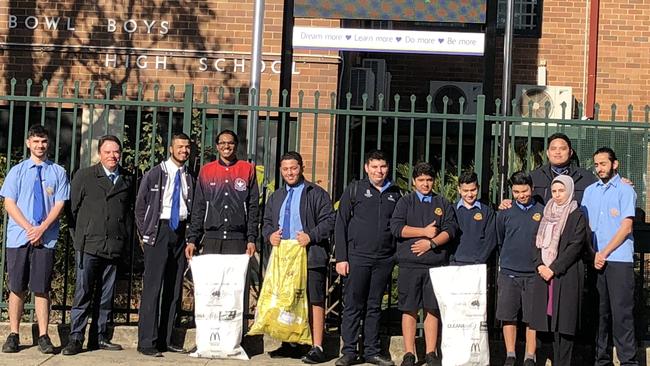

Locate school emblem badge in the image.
[45,187,54,196]
[532,213,542,222]
[610,208,620,217]
[434,207,443,216]
[234,178,247,191]
[473,212,483,221]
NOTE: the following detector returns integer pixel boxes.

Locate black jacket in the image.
[529,209,589,335]
[262,179,335,269]
[135,162,195,246]
[530,163,597,204]
[69,163,134,259]
[335,178,401,262]
[187,159,259,244]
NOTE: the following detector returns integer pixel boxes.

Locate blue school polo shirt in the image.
[0,159,69,249]
[582,174,636,263]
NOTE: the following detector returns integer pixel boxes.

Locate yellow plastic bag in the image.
[248,239,312,344]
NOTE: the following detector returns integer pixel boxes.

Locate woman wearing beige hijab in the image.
[529,175,589,365]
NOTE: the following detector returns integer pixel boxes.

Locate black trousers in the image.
[595,262,638,366]
[552,332,574,366]
[138,221,186,350]
[340,256,394,358]
[69,251,118,343]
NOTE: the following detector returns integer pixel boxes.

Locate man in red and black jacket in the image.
[185,129,259,257]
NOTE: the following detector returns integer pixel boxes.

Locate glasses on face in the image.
[217,141,236,146]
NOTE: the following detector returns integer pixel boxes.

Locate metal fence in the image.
[0,79,649,340]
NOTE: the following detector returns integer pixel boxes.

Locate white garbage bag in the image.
[189,254,250,359]
[429,264,490,366]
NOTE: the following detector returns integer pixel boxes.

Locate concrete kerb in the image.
[0,323,648,365]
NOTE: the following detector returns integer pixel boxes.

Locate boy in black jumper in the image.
[451,171,497,265]
[390,162,458,366]
[496,172,544,366]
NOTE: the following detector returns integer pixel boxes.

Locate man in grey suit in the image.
[62,135,134,355]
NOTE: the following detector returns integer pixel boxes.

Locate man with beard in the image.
[0,125,69,354]
[582,147,638,366]
[63,135,134,355]
[135,132,195,357]
[334,150,401,366]
[262,151,335,364]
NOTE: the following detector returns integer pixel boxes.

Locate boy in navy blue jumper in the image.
[390,162,458,366]
[451,171,496,265]
[496,172,544,366]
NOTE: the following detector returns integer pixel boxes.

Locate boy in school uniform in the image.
[496,171,544,366]
[390,162,458,366]
[451,171,497,265]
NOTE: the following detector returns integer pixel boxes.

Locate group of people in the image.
[0,126,639,366]
[335,134,638,366]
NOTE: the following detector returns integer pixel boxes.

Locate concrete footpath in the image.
[0,324,647,365]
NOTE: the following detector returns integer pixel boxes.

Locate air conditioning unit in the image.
[362,59,390,110]
[515,85,574,119]
[429,81,483,114]
[350,67,376,109]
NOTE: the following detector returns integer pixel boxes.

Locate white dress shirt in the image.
[160,159,189,221]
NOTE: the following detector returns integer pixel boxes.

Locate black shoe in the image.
[269,343,302,359]
[62,339,83,356]
[523,359,536,366]
[165,344,186,353]
[503,356,516,366]
[367,354,395,366]
[98,338,123,351]
[302,346,327,364]
[400,352,416,366]
[37,335,54,354]
[138,347,163,357]
[425,352,441,366]
[2,333,19,353]
[335,354,364,366]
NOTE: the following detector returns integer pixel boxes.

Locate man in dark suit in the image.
[62,135,134,355]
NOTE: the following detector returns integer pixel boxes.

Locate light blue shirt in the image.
[456,199,482,210]
[102,165,119,183]
[279,182,305,239]
[378,179,392,193]
[515,200,535,211]
[0,159,70,248]
[415,191,432,203]
[582,174,636,263]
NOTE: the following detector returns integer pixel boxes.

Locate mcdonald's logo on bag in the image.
[470,342,480,353]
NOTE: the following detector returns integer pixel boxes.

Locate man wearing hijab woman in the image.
[529,175,589,365]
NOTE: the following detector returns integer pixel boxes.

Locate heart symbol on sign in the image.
[345,35,352,40]
[438,38,445,43]
[396,37,402,42]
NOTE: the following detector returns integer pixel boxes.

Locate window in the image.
[497,0,542,37]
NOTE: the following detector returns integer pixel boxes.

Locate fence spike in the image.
[627,104,633,122]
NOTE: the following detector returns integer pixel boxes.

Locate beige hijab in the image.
[535,175,578,266]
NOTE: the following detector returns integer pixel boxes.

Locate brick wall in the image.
[0,0,340,188]
[340,0,650,118]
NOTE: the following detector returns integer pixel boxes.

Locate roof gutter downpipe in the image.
[586,0,600,119]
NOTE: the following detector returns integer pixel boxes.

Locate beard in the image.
[598,168,615,182]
